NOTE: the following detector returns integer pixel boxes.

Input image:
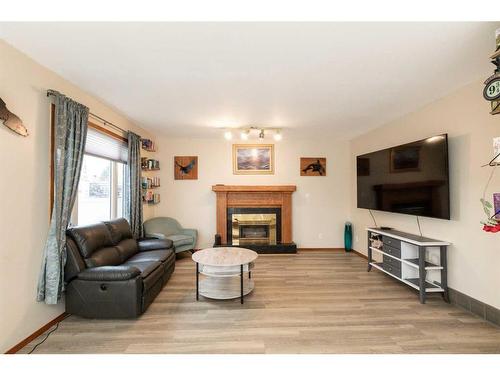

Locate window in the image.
[70,124,128,226]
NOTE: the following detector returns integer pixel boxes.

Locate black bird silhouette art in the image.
[176,159,196,175]
[302,159,325,176]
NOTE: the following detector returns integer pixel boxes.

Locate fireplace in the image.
[228,208,280,246]
[212,185,296,254]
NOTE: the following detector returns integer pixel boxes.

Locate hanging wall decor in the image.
[174,156,198,180]
[492,137,500,166]
[483,28,500,115]
[233,144,274,175]
[300,157,327,176]
[0,97,28,136]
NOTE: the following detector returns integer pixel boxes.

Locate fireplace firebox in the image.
[232,213,277,246]
[227,208,281,246]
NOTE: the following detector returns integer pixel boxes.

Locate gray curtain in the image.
[37,90,89,304]
[124,131,144,238]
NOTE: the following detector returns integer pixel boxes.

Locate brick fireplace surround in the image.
[212,185,297,253]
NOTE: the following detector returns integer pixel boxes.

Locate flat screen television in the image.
[356,134,450,220]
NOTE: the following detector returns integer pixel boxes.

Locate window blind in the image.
[85,126,128,164]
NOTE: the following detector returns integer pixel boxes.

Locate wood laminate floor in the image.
[20,251,500,354]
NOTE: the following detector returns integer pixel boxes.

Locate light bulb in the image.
[240,130,249,140]
[224,131,233,140]
[273,131,282,141]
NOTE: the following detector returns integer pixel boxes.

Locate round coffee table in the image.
[192,247,258,304]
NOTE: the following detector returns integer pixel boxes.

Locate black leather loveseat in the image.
[64,218,175,318]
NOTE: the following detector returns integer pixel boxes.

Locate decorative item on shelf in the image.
[233,144,274,175]
[369,233,383,249]
[174,156,198,180]
[142,190,160,205]
[141,138,156,152]
[0,97,28,136]
[141,176,160,189]
[141,157,160,171]
[300,157,326,176]
[483,28,500,115]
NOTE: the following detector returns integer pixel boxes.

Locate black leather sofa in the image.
[64,218,175,318]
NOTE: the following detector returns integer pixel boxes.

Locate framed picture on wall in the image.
[233,144,274,174]
[300,157,326,176]
[174,156,198,180]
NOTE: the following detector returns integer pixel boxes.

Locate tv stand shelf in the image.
[367,228,451,304]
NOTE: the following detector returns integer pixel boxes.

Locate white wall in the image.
[350,79,500,309]
[155,137,351,249]
[0,40,154,352]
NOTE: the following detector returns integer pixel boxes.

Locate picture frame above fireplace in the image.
[233,144,274,175]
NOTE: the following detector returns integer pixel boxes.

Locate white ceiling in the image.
[1,22,498,139]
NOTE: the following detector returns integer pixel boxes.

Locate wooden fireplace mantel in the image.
[212,185,296,244]
[212,185,297,193]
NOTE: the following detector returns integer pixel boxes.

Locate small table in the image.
[192,247,258,304]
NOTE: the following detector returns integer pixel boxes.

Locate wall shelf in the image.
[141,138,156,152]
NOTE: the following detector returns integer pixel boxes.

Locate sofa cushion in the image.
[84,246,122,268]
[167,234,193,247]
[115,238,139,262]
[67,223,114,258]
[123,260,161,279]
[127,249,174,263]
[104,218,134,245]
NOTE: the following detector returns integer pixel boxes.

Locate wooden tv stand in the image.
[366,228,451,304]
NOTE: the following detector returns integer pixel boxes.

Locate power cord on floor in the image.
[28,314,70,354]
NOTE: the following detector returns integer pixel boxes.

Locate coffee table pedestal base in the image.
[199,277,254,300]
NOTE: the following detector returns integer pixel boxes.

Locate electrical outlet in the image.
[355,236,359,242]
[318,233,324,239]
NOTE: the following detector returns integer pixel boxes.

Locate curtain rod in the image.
[47,90,128,135]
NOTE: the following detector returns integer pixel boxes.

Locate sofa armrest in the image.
[145,232,167,240]
[180,228,198,240]
[76,266,140,281]
[137,237,174,252]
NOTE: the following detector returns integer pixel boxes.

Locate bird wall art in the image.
[174,156,198,180]
[0,97,28,137]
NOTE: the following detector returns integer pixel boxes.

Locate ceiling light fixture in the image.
[222,127,283,141]
[240,130,249,140]
[273,130,282,141]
